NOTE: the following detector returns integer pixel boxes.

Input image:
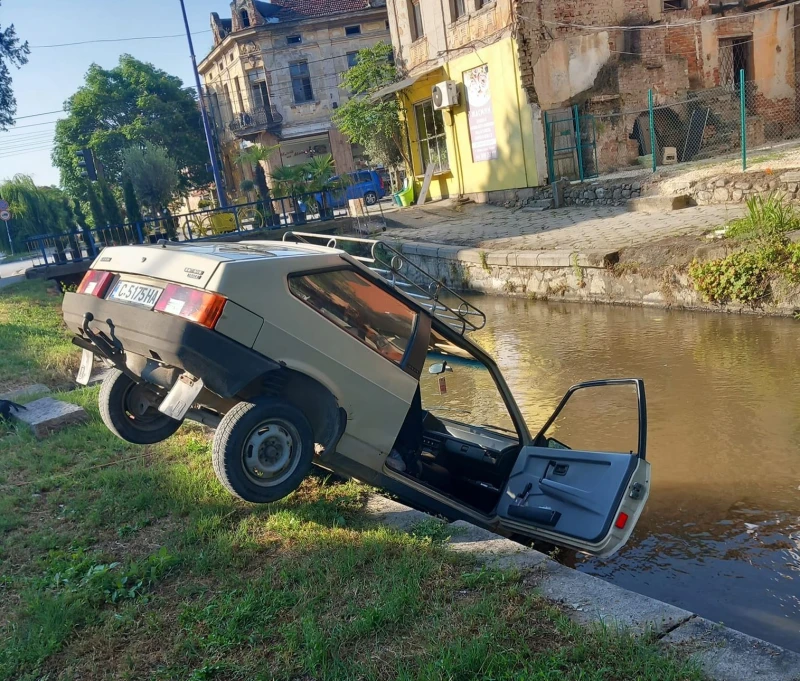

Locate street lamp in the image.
[178,0,228,208]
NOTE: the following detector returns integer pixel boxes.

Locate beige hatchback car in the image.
[62,233,650,557]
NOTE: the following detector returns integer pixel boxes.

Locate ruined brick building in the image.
[515,0,800,176]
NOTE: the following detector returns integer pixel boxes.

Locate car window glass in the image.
[289,269,417,365]
[358,171,372,183]
[421,333,517,436]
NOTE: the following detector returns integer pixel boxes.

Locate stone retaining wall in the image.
[394,241,800,316]
[478,168,800,209]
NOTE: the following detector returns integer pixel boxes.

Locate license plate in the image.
[76,348,93,386]
[108,281,163,308]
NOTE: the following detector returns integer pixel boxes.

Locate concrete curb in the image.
[364,495,800,681]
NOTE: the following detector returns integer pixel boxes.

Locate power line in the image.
[0,145,54,159]
[30,30,212,49]
[3,119,61,130]
[14,110,63,120]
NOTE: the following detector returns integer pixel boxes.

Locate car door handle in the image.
[538,478,604,515]
[507,504,561,526]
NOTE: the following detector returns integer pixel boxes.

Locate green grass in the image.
[0,284,706,680]
[0,280,78,393]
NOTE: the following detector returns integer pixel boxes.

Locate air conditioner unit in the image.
[432,80,459,109]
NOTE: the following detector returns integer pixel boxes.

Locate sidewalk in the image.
[382,200,742,252]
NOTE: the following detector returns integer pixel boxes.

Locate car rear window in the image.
[289,268,417,365]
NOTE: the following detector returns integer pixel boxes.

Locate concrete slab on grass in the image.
[536,559,694,635]
[661,616,800,681]
[11,396,88,438]
[447,520,548,570]
[0,383,51,402]
[364,495,434,532]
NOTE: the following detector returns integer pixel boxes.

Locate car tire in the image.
[364,191,378,206]
[99,369,182,445]
[212,398,314,504]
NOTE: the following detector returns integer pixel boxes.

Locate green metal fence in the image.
[546,70,800,182]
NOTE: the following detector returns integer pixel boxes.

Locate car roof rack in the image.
[283,231,486,335]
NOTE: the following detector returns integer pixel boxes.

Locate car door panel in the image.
[496,379,649,557]
[497,448,637,543]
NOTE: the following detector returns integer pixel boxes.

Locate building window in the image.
[240,9,251,28]
[409,0,424,40]
[234,76,245,111]
[663,0,687,9]
[386,19,390,30]
[248,69,271,112]
[288,269,417,366]
[286,34,302,45]
[388,48,395,65]
[347,51,359,69]
[345,25,361,36]
[452,0,467,20]
[290,61,314,103]
[414,99,448,173]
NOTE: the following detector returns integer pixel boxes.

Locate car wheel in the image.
[212,398,314,504]
[364,191,378,206]
[99,369,182,445]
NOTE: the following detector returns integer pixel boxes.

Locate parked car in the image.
[316,169,386,208]
[62,234,650,557]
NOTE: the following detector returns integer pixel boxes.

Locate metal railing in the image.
[24,190,390,269]
[282,231,486,335]
[228,105,283,135]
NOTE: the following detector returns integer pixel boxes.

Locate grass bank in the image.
[0,281,704,680]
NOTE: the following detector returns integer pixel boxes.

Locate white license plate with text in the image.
[107,281,163,308]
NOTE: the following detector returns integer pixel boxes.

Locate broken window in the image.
[240,9,251,28]
[622,27,641,57]
[290,61,314,103]
[663,0,688,10]
[409,0,425,41]
[345,25,362,35]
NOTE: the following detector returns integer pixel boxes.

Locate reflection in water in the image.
[435,296,800,651]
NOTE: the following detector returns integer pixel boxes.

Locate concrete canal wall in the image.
[366,495,800,681]
[394,241,800,317]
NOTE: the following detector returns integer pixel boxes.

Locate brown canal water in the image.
[435,296,800,651]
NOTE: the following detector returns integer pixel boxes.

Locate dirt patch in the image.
[616,233,734,272]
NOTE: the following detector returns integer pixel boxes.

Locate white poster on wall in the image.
[463,64,498,162]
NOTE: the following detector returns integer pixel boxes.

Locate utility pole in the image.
[178,0,228,208]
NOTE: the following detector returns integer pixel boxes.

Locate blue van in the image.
[318,169,386,208]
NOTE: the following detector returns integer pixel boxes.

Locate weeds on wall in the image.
[690,195,800,305]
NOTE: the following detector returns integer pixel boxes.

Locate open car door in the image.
[495,379,650,558]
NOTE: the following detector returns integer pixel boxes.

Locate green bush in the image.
[726,193,800,242]
[689,241,800,304]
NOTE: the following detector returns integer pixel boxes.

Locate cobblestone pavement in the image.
[381,201,744,252]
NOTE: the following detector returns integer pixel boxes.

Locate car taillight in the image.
[154,283,226,329]
[77,270,114,297]
[378,175,385,189]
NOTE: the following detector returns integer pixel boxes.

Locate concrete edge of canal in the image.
[365,495,800,681]
[390,240,800,317]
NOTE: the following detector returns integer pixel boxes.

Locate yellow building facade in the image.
[385,0,546,202]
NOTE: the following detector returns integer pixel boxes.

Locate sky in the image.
[0,0,227,187]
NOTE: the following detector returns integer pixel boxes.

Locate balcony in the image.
[229,105,283,137]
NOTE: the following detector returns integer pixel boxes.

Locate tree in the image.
[332,42,408,175]
[52,55,210,193]
[0,175,69,252]
[98,180,123,226]
[0,2,30,131]
[121,143,179,216]
[85,182,106,229]
[235,144,277,217]
[122,177,143,225]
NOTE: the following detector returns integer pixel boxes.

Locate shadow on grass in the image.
[0,393,706,681]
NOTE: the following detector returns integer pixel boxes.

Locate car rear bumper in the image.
[63,292,279,398]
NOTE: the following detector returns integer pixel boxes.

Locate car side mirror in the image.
[429,361,453,375]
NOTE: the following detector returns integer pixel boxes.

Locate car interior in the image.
[390,330,524,514]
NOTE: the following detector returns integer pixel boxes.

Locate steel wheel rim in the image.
[122,382,169,431]
[242,418,301,487]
